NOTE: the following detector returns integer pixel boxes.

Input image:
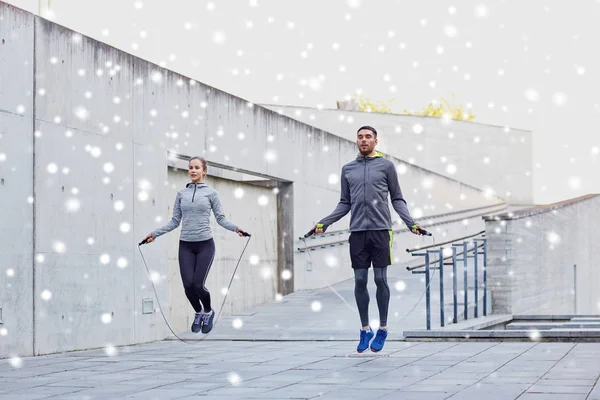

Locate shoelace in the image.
[202,311,213,325]
[372,331,386,345]
[360,330,371,345]
[194,313,203,325]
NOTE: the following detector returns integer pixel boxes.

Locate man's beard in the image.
[358,146,372,156]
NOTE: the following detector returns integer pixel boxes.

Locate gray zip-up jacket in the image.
[152,183,238,242]
[319,151,416,232]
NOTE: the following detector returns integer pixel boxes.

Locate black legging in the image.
[354,267,390,327]
[178,239,215,313]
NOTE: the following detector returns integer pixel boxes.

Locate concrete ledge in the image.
[513,314,600,320]
[438,314,512,331]
[507,322,600,330]
[507,323,564,330]
[403,314,600,341]
[482,193,599,221]
[403,329,600,341]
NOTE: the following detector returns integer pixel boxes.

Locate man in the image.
[313,125,423,353]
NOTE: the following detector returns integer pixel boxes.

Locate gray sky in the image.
[8,0,600,204]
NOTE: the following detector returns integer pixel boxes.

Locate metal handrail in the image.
[405,230,485,254]
[408,238,488,329]
[302,202,506,239]
[406,242,484,271]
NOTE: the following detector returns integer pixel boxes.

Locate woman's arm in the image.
[209,191,238,232]
[150,192,183,238]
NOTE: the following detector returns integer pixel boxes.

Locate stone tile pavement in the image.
[3,255,600,399]
[2,340,600,399]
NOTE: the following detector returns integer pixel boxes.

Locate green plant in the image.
[405,93,475,121]
[354,94,395,113]
[348,92,475,121]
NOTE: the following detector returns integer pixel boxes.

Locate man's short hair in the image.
[357,125,377,137]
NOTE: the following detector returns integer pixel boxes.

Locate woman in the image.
[143,156,246,334]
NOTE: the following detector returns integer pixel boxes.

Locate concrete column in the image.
[277,182,293,295]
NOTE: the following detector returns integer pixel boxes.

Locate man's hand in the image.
[411,224,423,235]
[313,223,326,235]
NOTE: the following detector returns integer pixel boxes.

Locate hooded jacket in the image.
[319,151,416,232]
[152,182,238,242]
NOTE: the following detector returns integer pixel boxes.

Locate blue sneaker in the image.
[370,329,388,352]
[191,312,203,333]
[357,327,374,353]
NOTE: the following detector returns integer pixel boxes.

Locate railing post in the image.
[452,246,457,323]
[463,242,468,320]
[474,238,487,317]
[452,242,468,321]
[429,249,444,327]
[573,264,577,314]
[425,252,431,330]
[474,241,479,318]
[482,239,487,316]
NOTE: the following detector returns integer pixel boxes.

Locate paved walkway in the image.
[2,340,600,399]
[3,258,600,399]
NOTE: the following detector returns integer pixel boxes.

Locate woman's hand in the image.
[235,228,247,237]
[143,233,155,243]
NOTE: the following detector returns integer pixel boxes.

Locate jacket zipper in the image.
[363,158,368,230]
[192,184,197,202]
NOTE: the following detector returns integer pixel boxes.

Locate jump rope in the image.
[138,222,467,344]
[138,231,251,344]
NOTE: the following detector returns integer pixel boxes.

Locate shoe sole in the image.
[191,323,202,333]
[371,342,386,352]
[357,336,374,353]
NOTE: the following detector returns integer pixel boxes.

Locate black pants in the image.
[178,239,215,313]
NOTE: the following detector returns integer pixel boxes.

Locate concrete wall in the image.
[0,2,35,358]
[0,2,505,357]
[485,194,600,315]
[263,105,534,205]
[31,18,165,355]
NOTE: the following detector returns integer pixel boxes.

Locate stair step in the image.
[563,322,600,328]
[570,317,600,322]
[506,323,557,330]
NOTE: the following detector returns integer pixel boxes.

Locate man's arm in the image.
[318,168,351,228]
[387,162,416,229]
